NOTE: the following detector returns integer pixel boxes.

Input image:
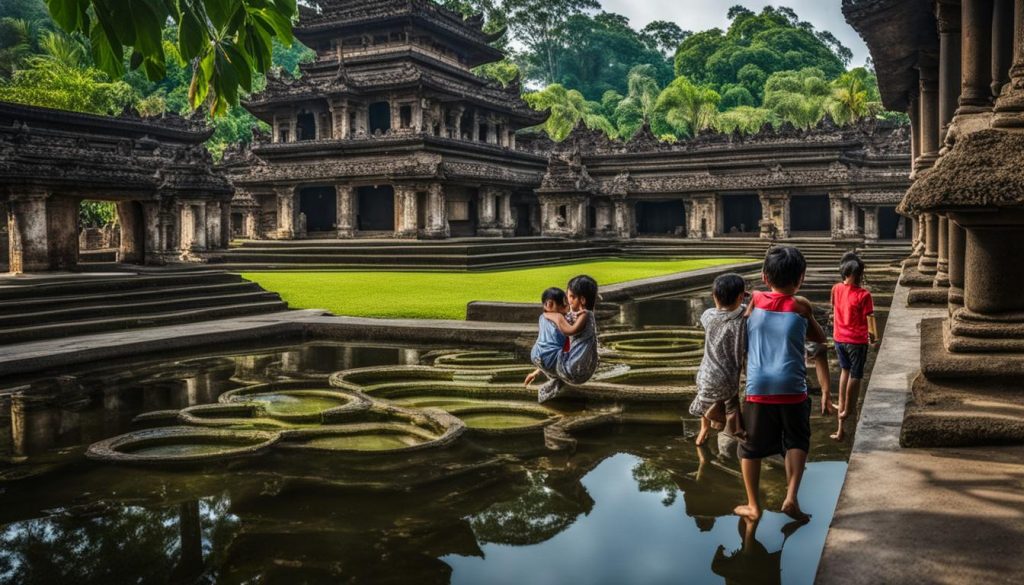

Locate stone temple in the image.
[221,0,913,245]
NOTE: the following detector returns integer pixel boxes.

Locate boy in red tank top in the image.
[830,253,878,441]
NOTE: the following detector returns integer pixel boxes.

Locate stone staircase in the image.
[0,269,288,345]
[220,236,910,272]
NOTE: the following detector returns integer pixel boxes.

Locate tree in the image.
[504,0,599,84]
[0,19,35,77]
[715,106,777,134]
[611,65,662,138]
[825,67,882,125]
[42,0,298,116]
[640,20,691,56]
[762,67,831,128]
[653,75,721,138]
[523,83,615,141]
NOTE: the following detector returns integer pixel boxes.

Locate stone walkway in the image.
[816,285,1024,585]
[0,310,535,379]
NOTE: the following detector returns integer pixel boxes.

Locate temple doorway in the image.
[356,186,395,232]
[299,186,337,234]
[636,200,686,235]
[447,188,477,237]
[515,204,531,236]
[878,206,910,239]
[368,102,391,135]
[720,194,761,235]
[789,194,831,233]
[296,112,316,141]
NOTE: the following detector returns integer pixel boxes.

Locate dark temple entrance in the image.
[357,186,395,232]
[299,187,337,233]
[789,195,830,233]
[636,200,686,235]
[368,102,391,135]
[878,206,910,239]
[721,194,761,235]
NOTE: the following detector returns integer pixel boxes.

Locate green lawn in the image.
[242,258,749,320]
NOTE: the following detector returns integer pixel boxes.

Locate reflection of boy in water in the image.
[711,516,805,585]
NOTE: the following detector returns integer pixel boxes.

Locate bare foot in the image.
[830,429,845,442]
[733,504,762,520]
[695,426,710,446]
[781,500,811,523]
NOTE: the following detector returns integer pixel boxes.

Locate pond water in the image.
[0,265,894,585]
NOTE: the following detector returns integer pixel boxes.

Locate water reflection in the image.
[0,429,843,585]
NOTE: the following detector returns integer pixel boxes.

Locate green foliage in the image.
[0,57,135,115]
[673,7,847,92]
[762,67,831,128]
[504,0,600,84]
[523,83,615,141]
[825,67,882,125]
[475,59,521,87]
[80,200,116,227]
[241,258,747,320]
[639,20,691,56]
[653,75,720,138]
[714,106,777,134]
[42,0,298,116]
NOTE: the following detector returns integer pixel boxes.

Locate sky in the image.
[599,0,872,67]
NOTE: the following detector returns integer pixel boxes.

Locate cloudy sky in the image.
[599,0,872,67]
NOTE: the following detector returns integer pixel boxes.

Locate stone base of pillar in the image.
[948,286,965,308]
[917,253,939,275]
[336,228,355,239]
[476,225,503,237]
[418,229,447,240]
[993,86,1024,127]
[394,228,418,239]
[944,307,1024,352]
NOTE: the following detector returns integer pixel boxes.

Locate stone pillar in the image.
[486,118,497,145]
[498,193,515,236]
[612,198,633,239]
[275,187,296,239]
[993,0,1024,126]
[947,219,967,306]
[193,203,207,250]
[909,96,921,171]
[471,110,480,142]
[934,215,951,287]
[141,201,162,262]
[992,0,1015,96]
[6,192,49,273]
[961,224,1024,313]
[938,2,963,144]
[829,193,846,239]
[206,201,222,250]
[916,65,940,171]
[117,201,143,264]
[44,196,78,271]
[477,186,499,236]
[454,106,465,139]
[758,191,790,239]
[178,203,194,252]
[918,213,940,274]
[393,185,418,238]
[959,0,994,113]
[422,183,449,239]
[863,206,880,243]
[336,185,355,238]
[243,209,258,239]
[509,132,517,150]
[220,201,231,248]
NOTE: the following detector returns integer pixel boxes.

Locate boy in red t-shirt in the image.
[830,253,878,441]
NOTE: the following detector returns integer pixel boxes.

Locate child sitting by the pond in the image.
[525,287,571,391]
[690,273,748,446]
[524,275,600,403]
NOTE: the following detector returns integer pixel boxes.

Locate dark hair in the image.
[840,251,861,265]
[840,258,865,281]
[541,287,567,306]
[762,246,807,289]
[712,273,746,306]
[567,274,599,310]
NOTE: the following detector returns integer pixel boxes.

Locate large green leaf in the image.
[89,21,125,78]
[45,0,90,32]
[178,3,209,61]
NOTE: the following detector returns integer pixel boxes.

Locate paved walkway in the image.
[0,311,535,379]
[816,285,1024,585]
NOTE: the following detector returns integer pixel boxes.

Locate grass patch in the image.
[242,258,749,320]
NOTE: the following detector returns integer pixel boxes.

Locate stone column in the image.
[206,201,222,250]
[938,2,963,144]
[6,192,49,273]
[916,65,940,171]
[959,0,994,113]
[934,215,951,287]
[471,110,480,142]
[117,201,143,264]
[44,196,78,271]
[498,193,515,236]
[335,185,355,238]
[275,186,296,239]
[992,0,1015,96]
[909,96,921,171]
[178,203,194,252]
[477,186,499,236]
[612,198,633,239]
[393,185,418,238]
[487,118,497,145]
[422,183,449,239]
[947,219,967,306]
[141,201,163,263]
[993,0,1024,126]
[918,213,940,274]
[863,206,880,243]
[193,203,207,250]
[454,106,465,139]
[243,209,258,239]
[829,193,846,239]
[220,201,231,249]
[758,191,790,239]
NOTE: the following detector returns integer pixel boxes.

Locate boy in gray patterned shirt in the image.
[690,273,748,445]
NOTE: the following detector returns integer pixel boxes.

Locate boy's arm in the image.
[544,310,587,336]
[524,368,541,386]
[795,296,827,343]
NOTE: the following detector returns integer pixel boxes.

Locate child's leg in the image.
[780,398,812,522]
[831,368,851,441]
[735,458,762,520]
[781,448,810,522]
[724,395,746,439]
[696,415,711,446]
[814,352,833,414]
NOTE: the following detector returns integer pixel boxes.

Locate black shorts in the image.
[836,342,868,379]
[739,397,811,459]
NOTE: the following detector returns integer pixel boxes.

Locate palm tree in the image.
[0,18,33,78]
[826,67,882,125]
[524,83,616,141]
[653,75,721,138]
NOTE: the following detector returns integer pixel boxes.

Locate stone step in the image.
[0,300,289,345]
[0,281,263,315]
[0,290,282,328]
[0,270,241,300]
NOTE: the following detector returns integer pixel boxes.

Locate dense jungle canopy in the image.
[0,0,904,156]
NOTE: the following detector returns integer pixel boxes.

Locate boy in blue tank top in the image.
[735,246,828,523]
